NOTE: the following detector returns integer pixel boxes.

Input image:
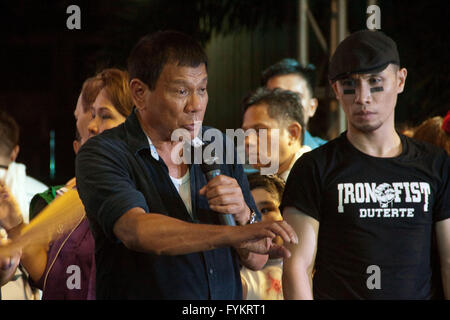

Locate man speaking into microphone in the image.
[75,30,297,300]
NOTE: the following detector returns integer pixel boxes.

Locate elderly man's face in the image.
[142,62,208,141]
[332,64,407,134]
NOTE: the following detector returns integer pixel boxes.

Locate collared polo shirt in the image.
[76,109,259,299]
[304,130,327,150]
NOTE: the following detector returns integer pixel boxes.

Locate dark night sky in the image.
[0,0,448,185]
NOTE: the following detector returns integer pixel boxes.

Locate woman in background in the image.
[6,68,133,300]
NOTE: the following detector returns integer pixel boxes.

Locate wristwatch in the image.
[248,210,257,224]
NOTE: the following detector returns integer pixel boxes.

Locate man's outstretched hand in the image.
[231,220,298,259]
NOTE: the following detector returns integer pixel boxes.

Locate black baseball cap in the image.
[328,30,400,83]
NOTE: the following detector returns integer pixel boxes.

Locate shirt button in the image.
[209,268,214,275]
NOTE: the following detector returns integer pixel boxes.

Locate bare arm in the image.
[113,207,297,256]
[282,207,319,300]
[436,217,450,299]
[8,188,86,283]
[18,238,49,283]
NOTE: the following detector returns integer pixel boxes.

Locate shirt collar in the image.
[278,145,311,181]
[146,136,160,161]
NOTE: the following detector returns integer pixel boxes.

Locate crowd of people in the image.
[0,28,448,300]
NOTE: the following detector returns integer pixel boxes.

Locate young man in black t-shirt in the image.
[281,30,450,299]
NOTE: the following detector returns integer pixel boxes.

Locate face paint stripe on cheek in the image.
[343,89,355,95]
[370,86,384,93]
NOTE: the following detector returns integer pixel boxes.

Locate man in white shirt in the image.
[0,110,47,299]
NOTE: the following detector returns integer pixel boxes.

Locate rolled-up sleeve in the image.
[75,136,149,242]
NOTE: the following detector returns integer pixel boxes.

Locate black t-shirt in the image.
[281,132,450,299]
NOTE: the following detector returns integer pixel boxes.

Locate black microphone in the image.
[200,156,236,226]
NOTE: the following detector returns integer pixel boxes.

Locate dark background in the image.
[0,0,448,186]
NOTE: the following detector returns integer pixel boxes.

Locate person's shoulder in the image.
[402,134,448,161]
[302,135,343,160]
[29,185,65,219]
[313,135,328,147]
[305,133,328,149]
[25,175,48,193]
[290,136,346,178]
[79,123,129,154]
[96,122,128,141]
